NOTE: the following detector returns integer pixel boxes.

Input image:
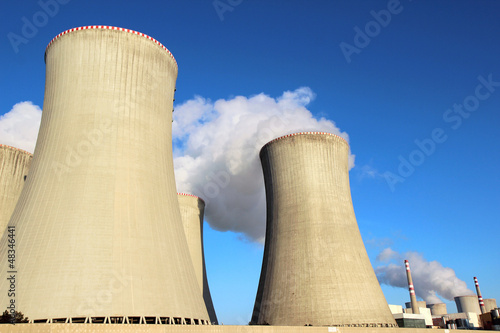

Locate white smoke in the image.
[173,87,354,242]
[375,248,474,304]
[0,101,42,153]
[1,90,352,243]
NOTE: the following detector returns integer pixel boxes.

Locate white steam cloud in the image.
[2,90,352,243]
[0,101,42,153]
[173,87,353,242]
[375,248,474,304]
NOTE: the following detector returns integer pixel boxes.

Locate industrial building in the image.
[251,132,396,327]
[0,26,209,324]
[0,144,32,237]
[178,193,218,324]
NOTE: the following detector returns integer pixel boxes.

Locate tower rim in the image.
[259,131,349,157]
[44,25,177,68]
[0,144,33,156]
[177,192,206,204]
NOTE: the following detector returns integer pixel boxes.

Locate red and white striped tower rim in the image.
[177,192,205,205]
[474,277,486,309]
[0,144,33,157]
[44,26,177,69]
[261,131,349,152]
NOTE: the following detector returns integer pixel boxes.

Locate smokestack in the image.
[251,132,396,327]
[0,26,209,324]
[405,259,420,314]
[474,277,486,314]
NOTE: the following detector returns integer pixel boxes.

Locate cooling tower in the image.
[251,132,397,327]
[455,296,481,314]
[426,303,447,315]
[0,26,210,324]
[484,299,498,312]
[405,301,426,311]
[177,193,218,324]
[0,145,32,237]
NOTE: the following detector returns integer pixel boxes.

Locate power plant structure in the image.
[484,299,498,313]
[177,193,218,324]
[0,144,32,238]
[405,301,426,312]
[0,26,210,324]
[404,260,420,314]
[1,24,497,333]
[455,296,481,315]
[474,277,486,314]
[251,132,396,327]
[426,303,447,315]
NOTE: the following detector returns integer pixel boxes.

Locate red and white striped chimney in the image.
[474,276,486,314]
[405,260,420,314]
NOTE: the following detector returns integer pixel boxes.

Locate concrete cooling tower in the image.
[0,26,209,324]
[0,145,32,237]
[484,299,498,312]
[177,193,218,324]
[405,301,426,312]
[251,132,397,327]
[427,303,447,315]
[455,296,481,314]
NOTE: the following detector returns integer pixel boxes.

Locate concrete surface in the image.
[252,132,396,327]
[178,193,218,324]
[0,26,208,323]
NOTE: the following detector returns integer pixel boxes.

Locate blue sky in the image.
[1,0,499,325]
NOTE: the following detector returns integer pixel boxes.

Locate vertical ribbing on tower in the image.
[474,277,486,314]
[0,26,209,324]
[0,145,32,238]
[251,132,396,327]
[405,259,420,314]
[177,193,218,324]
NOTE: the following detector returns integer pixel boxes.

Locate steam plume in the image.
[173,87,353,242]
[0,101,42,153]
[1,89,352,243]
[375,248,474,303]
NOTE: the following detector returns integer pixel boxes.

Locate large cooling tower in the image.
[455,296,481,314]
[0,145,32,237]
[0,26,209,324]
[405,301,427,310]
[427,303,447,315]
[251,132,397,327]
[177,193,218,324]
[484,299,498,312]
